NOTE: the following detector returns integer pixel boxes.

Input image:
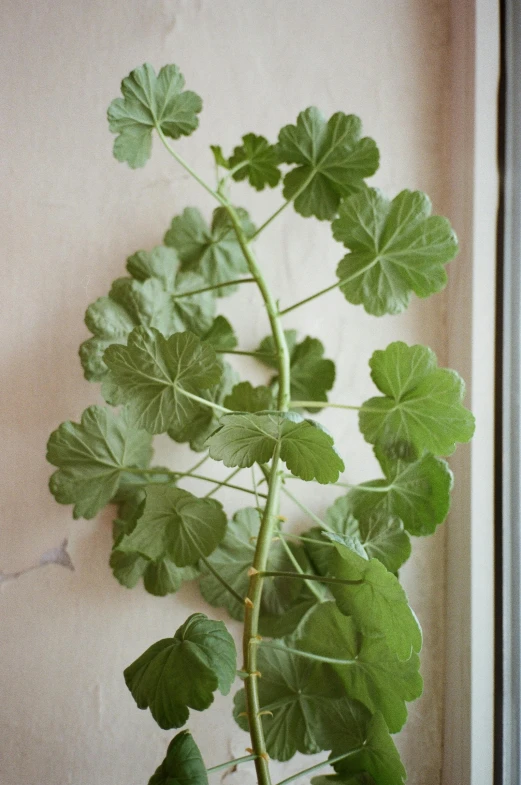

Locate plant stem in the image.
[260,570,363,586]
[127,467,266,498]
[260,640,355,667]
[274,750,363,785]
[251,169,317,239]
[215,349,276,359]
[199,554,244,605]
[207,754,258,774]
[275,526,325,602]
[174,277,256,298]
[204,467,243,498]
[279,531,337,548]
[289,400,361,411]
[281,486,334,532]
[176,387,231,413]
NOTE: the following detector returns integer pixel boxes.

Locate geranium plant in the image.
[46,63,474,785]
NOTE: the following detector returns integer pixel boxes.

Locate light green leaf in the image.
[312,706,405,785]
[144,559,199,597]
[210,144,229,169]
[349,447,453,536]
[107,63,202,169]
[102,327,222,435]
[228,134,281,190]
[164,207,255,295]
[148,730,208,785]
[258,333,335,411]
[359,341,475,457]
[296,602,422,732]
[277,108,379,220]
[125,613,236,729]
[199,508,302,621]
[332,188,458,316]
[80,246,215,382]
[233,643,345,761]
[202,315,238,351]
[223,381,275,412]
[168,360,238,451]
[118,485,227,566]
[46,405,152,520]
[325,538,422,660]
[206,411,344,484]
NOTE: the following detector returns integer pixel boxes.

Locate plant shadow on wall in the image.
[45,63,474,785]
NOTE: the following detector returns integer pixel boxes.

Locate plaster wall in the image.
[1,1,458,783]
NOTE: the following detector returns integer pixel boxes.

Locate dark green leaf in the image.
[144,559,199,597]
[296,602,422,732]
[202,315,238,351]
[359,341,475,457]
[46,405,152,520]
[348,447,453,536]
[206,411,344,484]
[277,108,379,220]
[223,381,275,412]
[80,246,215,382]
[107,63,202,169]
[164,207,255,295]
[257,333,335,411]
[233,643,345,760]
[102,327,222,435]
[118,485,227,566]
[332,188,458,316]
[199,507,302,621]
[168,360,238,451]
[325,537,422,660]
[125,613,236,729]
[228,134,281,190]
[148,730,208,785]
[312,705,405,785]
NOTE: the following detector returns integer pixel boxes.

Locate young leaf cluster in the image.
[46,62,475,785]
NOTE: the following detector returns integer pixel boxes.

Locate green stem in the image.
[215,349,276,359]
[204,467,243,498]
[279,531,337,548]
[274,750,364,785]
[289,400,361,411]
[207,754,258,774]
[275,527,325,602]
[251,169,317,239]
[174,277,256,298]
[127,467,266,498]
[199,554,244,605]
[281,486,334,532]
[260,570,363,586]
[176,387,230,414]
[260,640,355,667]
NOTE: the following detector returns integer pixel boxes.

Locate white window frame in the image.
[443,1,499,783]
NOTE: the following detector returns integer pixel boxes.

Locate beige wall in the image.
[1,2,456,783]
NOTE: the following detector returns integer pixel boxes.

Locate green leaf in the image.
[223,381,275,412]
[148,730,208,785]
[257,330,298,368]
[46,405,152,520]
[107,63,202,169]
[210,144,229,169]
[332,188,458,316]
[102,327,222,434]
[277,108,379,220]
[199,507,302,621]
[296,602,422,732]
[164,207,255,295]
[258,333,335,411]
[144,559,199,597]
[320,496,411,573]
[125,613,236,729]
[168,360,238,451]
[118,485,227,566]
[202,315,238,351]
[312,706,405,785]
[325,537,422,660]
[228,134,281,190]
[233,643,345,760]
[80,246,215,382]
[359,341,475,457]
[313,776,374,785]
[348,447,453,536]
[206,411,344,484]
